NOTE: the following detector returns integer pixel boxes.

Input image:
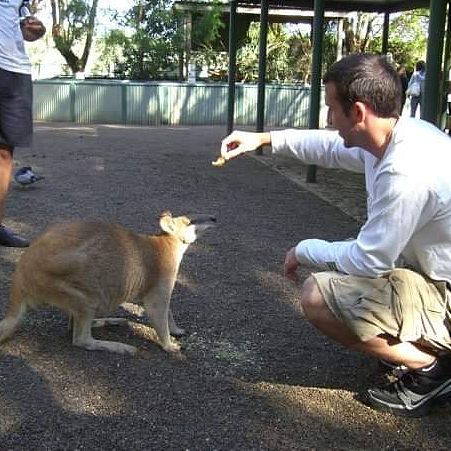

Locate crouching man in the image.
[220,53,451,417]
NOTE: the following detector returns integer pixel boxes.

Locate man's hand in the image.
[220,131,271,161]
[284,247,300,282]
[21,17,46,42]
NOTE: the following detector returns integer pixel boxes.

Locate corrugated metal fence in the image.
[33,79,327,128]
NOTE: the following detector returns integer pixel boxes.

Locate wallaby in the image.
[0,211,216,356]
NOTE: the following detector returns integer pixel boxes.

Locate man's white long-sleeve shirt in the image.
[270,118,451,284]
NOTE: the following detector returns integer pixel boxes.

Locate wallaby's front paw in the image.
[162,341,181,353]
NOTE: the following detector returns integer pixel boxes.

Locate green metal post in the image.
[226,0,238,135]
[422,0,447,124]
[70,81,76,123]
[382,12,390,54]
[256,0,269,156]
[122,82,128,125]
[307,0,325,183]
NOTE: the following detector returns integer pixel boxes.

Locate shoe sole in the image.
[0,242,29,248]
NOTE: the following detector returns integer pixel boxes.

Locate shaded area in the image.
[1,124,450,450]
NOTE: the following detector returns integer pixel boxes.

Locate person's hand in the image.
[284,247,300,283]
[21,17,46,42]
[220,131,271,161]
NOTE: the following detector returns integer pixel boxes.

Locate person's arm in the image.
[221,129,366,173]
[270,129,365,172]
[294,173,435,277]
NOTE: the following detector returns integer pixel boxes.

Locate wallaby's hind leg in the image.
[0,286,28,343]
[72,314,137,356]
[92,318,128,328]
[168,309,186,337]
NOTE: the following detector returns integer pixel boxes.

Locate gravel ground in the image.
[0,123,450,450]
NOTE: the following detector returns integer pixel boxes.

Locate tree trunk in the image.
[50,0,99,75]
[80,0,99,71]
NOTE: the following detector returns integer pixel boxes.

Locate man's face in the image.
[325,82,359,147]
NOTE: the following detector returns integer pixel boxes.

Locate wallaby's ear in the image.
[159,211,175,234]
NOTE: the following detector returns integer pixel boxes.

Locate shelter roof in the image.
[234,0,430,13]
[176,0,430,14]
[175,1,353,22]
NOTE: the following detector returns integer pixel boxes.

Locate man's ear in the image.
[352,101,367,125]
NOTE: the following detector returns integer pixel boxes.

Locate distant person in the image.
[220,53,451,417]
[397,65,408,114]
[407,60,426,118]
[0,0,45,247]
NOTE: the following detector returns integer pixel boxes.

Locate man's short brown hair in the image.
[323,53,402,118]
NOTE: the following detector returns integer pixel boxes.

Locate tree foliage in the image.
[369,9,429,72]
[237,23,304,83]
[343,13,382,53]
[93,29,128,76]
[189,0,227,74]
[93,3,429,83]
[236,21,338,84]
[190,0,225,49]
[50,0,99,74]
[110,0,182,80]
[99,0,227,80]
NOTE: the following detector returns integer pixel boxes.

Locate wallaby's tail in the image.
[0,279,27,343]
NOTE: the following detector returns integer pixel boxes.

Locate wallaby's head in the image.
[159,211,216,244]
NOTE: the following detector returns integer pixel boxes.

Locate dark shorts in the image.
[0,68,33,151]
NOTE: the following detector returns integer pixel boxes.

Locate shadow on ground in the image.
[1,124,450,450]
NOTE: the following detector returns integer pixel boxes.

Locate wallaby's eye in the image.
[159,210,172,219]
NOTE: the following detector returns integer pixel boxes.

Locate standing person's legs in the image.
[0,142,29,248]
[410,95,420,117]
[0,144,13,221]
[0,68,33,247]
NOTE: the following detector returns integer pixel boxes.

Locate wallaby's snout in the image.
[189,214,217,227]
[187,214,217,239]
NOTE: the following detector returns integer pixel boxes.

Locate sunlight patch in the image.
[185,333,261,371]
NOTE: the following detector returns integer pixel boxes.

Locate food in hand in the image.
[211,156,226,167]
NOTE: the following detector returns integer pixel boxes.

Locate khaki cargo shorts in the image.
[312,268,451,351]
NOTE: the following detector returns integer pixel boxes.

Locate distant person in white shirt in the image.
[0,0,45,247]
[220,53,451,417]
[407,60,426,118]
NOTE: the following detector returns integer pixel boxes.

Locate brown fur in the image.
[0,211,216,356]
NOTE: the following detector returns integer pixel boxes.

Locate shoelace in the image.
[393,366,410,379]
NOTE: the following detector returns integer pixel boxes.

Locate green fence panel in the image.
[33,79,326,128]
[33,81,72,122]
